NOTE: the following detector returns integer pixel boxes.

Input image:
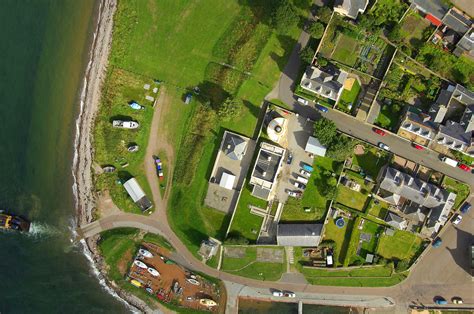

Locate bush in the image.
[225,232,250,245]
[216,97,243,121]
[317,57,328,67]
[395,259,410,272]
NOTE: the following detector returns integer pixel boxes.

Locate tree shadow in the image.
[184,227,209,247]
[236,0,279,27]
[195,80,230,109]
[117,170,132,182]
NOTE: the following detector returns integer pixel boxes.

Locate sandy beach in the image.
[71,0,156,312]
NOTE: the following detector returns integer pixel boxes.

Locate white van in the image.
[296,175,309,184]
[441,157,458,167]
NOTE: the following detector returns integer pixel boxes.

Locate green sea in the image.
[0,1,127,312]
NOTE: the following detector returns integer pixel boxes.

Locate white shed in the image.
[123,178,153,211]
[305,136,327,157]
[219,172,235,190]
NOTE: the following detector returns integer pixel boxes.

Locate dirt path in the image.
[143,86,175,220]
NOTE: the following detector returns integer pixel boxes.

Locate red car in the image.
[412,143,424,150]
[373,127,386,136]
[458,163,471,172]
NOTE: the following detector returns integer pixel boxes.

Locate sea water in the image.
[0,1,127,312]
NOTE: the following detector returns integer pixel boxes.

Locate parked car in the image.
[315,103,328,113]
[372,127,386,136]
[432,238,442,248]
[412,143,424,150]
[271,290,283,297]
[460,202,471,214]
[294,181,306,189]
[441,156,458,167]
[452,214,463,225]
[296,176,309,184]
[287,190,302,198]
[300,169,311,177]
[286,152,293,165]
[302,163,314,172]
[458,163,471,172]
[452,297,463,304]
[434,297,447,305]
[297,97,309,105]
[283,291,296,298]
[378,142,390,151]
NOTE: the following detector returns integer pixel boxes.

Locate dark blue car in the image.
[315,104,328,113]
[432,238,442,248]
[460,202,471,214]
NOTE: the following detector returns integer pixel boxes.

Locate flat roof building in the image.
[305,136,327,157]
[249,142,285,200]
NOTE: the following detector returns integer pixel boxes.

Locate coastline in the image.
[71,0,155,312]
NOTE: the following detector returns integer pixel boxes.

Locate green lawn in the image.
[94,69,157,214]
[377,230,424,261]
[359,220,383,256]
[367,199,390,220]
[227,184,267,243]
[338,79,361,113]
[352,147,389,178]
[443,176,470,210]
[221,246,285,281]
[335,172,374,211]
[323,217,355,266]
[331,34,360,66]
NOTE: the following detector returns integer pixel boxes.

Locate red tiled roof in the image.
[425,14,442,26]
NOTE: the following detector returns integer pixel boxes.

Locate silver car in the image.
[378,142,390,151]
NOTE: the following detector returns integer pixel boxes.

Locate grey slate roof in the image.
[300,66,348,101]
[385,212,407,230]
[334,0,368,19]
[379,167,453,209]
[411,0,449,20]
[403,203,428,222]
[277,224,322,247]
[442,9,472,35]
[223,133,247,161]
[454,30,474,57]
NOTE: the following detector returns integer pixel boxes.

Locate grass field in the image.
[106,0,312,256]
[94,69,157,214]
[323,217,355,266]
[377,230,424,261]
[331,34,360,66]
[367,199,390,220]
[443,176,470,210]
[221,246,285,281]
[399,12,432,49]
[227,185,267,243]
[301,267,406,287]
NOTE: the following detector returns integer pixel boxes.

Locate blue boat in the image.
[129,102,144,110]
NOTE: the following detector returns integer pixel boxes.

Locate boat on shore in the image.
[112,120,139,129]
[0,212,31,232]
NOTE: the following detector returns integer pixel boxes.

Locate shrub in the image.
[395,259,410,272]
[300,45,315,64]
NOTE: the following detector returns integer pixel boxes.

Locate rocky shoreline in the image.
[72,0,155,312]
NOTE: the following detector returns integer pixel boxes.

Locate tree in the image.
[299,45,315,64]
[387,24,402,43]
[216,97,243,121]
[272,1,299,33]
[313,118,337,146]
[309,22,325,39]
[315,6,332,24]
[327,136,354,161]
